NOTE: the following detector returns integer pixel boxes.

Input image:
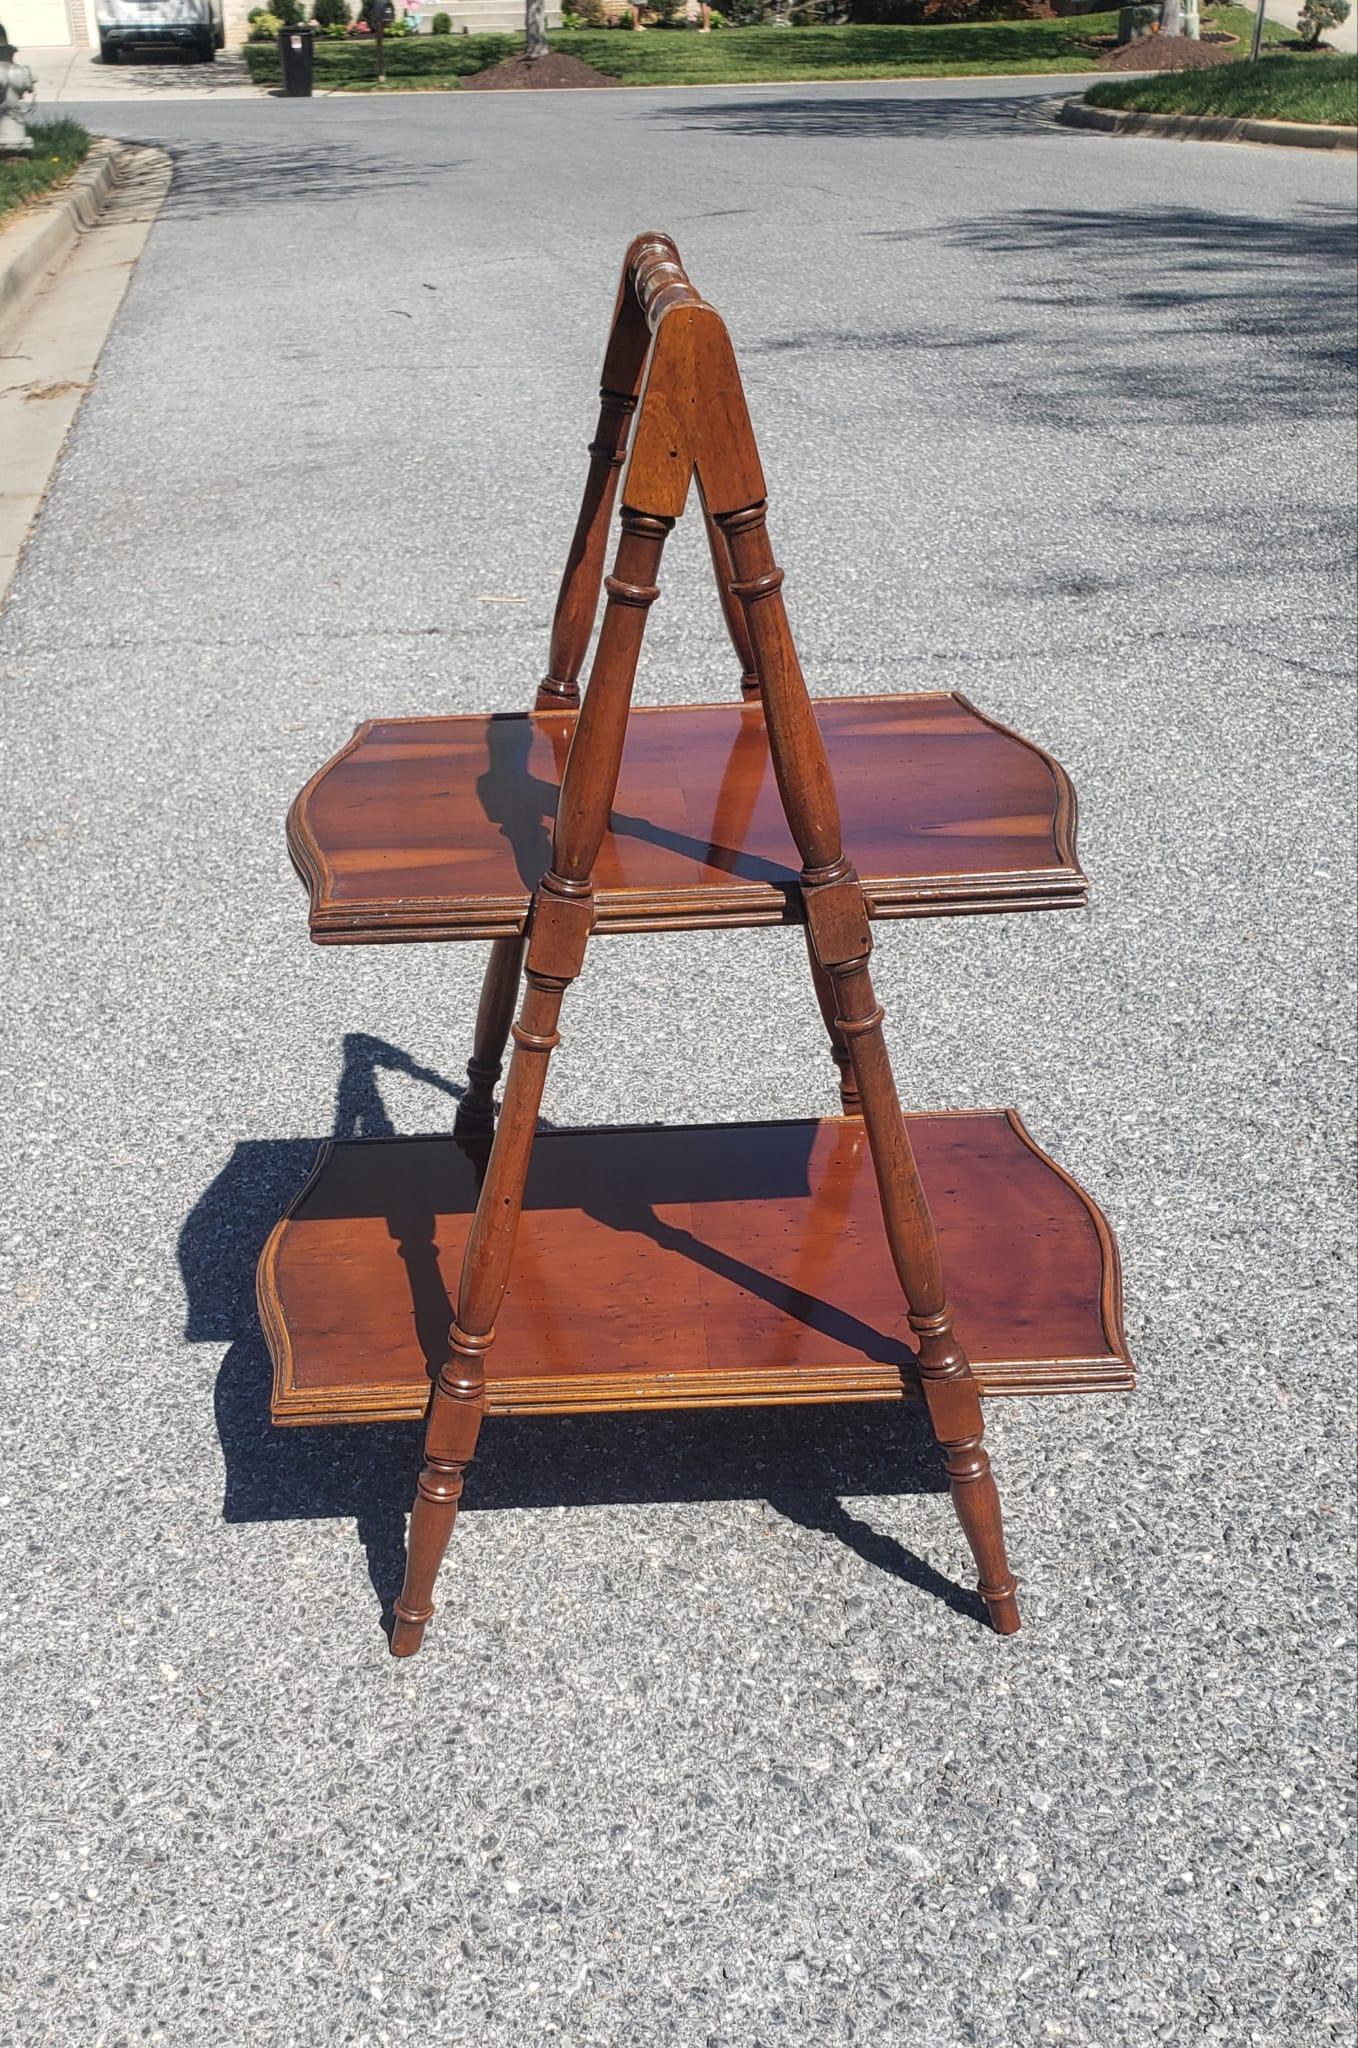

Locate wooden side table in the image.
[258,234,1133,1657]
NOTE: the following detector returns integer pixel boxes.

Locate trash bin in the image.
[278,22,315,95]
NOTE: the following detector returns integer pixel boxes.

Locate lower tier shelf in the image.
[260,1112,1132,1426]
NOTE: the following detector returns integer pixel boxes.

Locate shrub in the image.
[243,27,513,72]
[647,0,685,20]
[431,5,451,20]
[247,11,283,36]
[312,0,349,21]
[919,0,1052,17]
[274,0,305,21]
[570,0,608,19]
[1298,0,1350,42]
[849,0,1050,17]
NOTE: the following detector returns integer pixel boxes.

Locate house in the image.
[1,0,546,56]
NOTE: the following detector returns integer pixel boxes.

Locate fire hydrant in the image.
[0,28,36,156]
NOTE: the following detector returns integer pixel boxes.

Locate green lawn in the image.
[244,10,1289,89]
[1085,50,1357,122]
[550,18,1115,81]
[0,120,90,227]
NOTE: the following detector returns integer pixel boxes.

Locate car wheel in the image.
[99,36,118,59]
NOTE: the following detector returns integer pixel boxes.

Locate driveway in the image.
[24,41,257,99]
[3,79,1355,2048]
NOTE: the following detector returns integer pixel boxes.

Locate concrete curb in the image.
[0,140,171,606]
[0,136,126,341]
[1058,95,1358,150]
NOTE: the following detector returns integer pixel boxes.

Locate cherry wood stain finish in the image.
[288,694,1084,946]
[260,1113,1132,1427]
[260,232,1131,1658]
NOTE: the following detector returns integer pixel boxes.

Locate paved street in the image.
[2,80,1354,2047]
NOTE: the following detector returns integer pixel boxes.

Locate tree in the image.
[1298,0,1350,43]
[525,0,547,57]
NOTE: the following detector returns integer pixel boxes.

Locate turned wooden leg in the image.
[943,1430,1021,1635]
[391,1336,486,1657]
[536,390,638,711]
[703,502,760,699]
[457,934,525,1134]
[394,509,672,1658]
[718,496,1021,1635]
[804,926,861,1114]
[842,1009,1021,1634]
[905,1310,1019,1632]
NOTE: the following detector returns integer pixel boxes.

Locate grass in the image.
[548,18,1117,81]
[243,9,1289,89]
[1085,50,1357,122]
[0,120,90,228]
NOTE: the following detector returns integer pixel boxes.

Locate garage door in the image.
[6,0,86,44]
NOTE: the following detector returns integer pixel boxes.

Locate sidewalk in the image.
[24,44,258,100]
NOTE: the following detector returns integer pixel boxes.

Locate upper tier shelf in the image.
[288,691,1085,944]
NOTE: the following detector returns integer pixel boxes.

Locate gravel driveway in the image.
[2,79,1354,2047]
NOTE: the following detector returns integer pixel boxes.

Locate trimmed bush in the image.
[849,0,1050,18]
[312,0,351,23]
[1298,0,1350,43]
[920,0,1052,19]
[244,28,515,75]
[430,6,451,22]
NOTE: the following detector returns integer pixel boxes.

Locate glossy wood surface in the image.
[289,692,1084,944]
[268,231,1128,1654]
[260,1111,1132,1428]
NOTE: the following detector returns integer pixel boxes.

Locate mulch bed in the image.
[460,51,621,88]
[1096,30,1241,66]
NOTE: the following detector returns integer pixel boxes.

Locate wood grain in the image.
[260,1111,1133,1428]
[288,692,1084,945]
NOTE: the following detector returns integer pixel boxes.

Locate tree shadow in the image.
[860,201,1358,427]
[655,83,1068,143]
[49,129,476,223]
[27,51,258,97]
[186,1033,980,1646]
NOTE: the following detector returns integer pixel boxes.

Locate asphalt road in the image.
[3,80,1354,2048]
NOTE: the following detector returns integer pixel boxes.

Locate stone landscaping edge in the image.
[0,137,124,342]
[1058,95,1358,149]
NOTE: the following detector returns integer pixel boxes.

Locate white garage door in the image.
[5,0,86,45]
